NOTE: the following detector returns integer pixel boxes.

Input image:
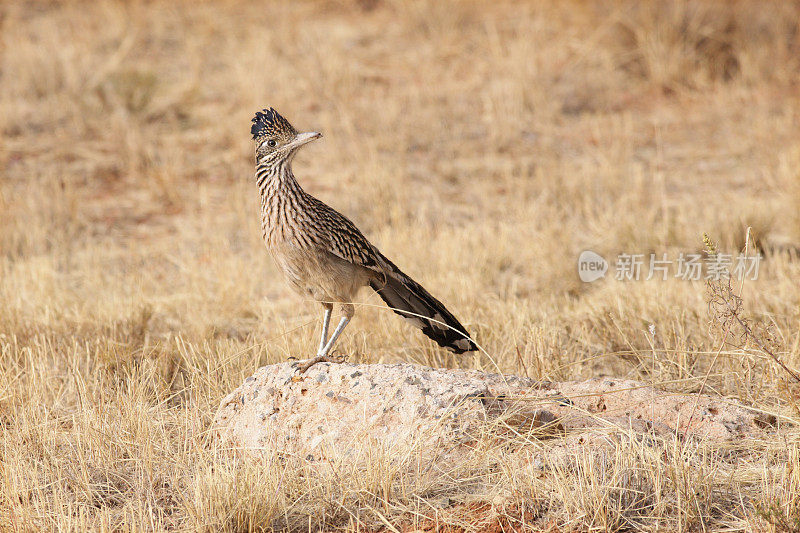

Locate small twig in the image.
[704,231,800,383]
[724,302,800,384]
[515,346,530,378]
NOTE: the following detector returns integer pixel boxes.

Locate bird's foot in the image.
[291,351,348,374]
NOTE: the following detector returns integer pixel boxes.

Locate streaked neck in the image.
[255,156,304,199]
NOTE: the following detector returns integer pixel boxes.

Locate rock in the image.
[213,362,775,464]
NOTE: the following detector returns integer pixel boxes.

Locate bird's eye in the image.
[267,139,277,147]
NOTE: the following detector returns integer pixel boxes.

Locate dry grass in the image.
[2,0,800,530]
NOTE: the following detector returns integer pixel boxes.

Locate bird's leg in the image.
[294,305,352,373]
[294,316,350,373]
[318,315,349,357]
[318,304,332,353]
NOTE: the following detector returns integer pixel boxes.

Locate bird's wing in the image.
[309,198,389,278]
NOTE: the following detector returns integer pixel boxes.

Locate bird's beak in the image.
[288,131,322,149]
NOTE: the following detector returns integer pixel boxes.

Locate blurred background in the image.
[2,0,800,377]
[2,1,800,529]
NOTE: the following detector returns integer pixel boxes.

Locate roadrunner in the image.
[251,108,477,371]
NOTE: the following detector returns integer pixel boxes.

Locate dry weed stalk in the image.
[704,233,800,386]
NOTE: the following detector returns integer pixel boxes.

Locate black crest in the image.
[251,107,297,140]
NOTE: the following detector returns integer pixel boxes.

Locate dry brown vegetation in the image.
[2,0,800,530]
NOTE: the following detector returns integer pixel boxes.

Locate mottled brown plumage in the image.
[251,108,476,371]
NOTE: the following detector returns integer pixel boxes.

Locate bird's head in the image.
[251,108,321,164]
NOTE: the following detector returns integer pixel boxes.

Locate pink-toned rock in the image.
[213,362,775,462]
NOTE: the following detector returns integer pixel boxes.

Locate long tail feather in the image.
[369,266,476,353]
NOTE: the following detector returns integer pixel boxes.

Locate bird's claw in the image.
[290,351,348,374]
[327,349,348,364]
